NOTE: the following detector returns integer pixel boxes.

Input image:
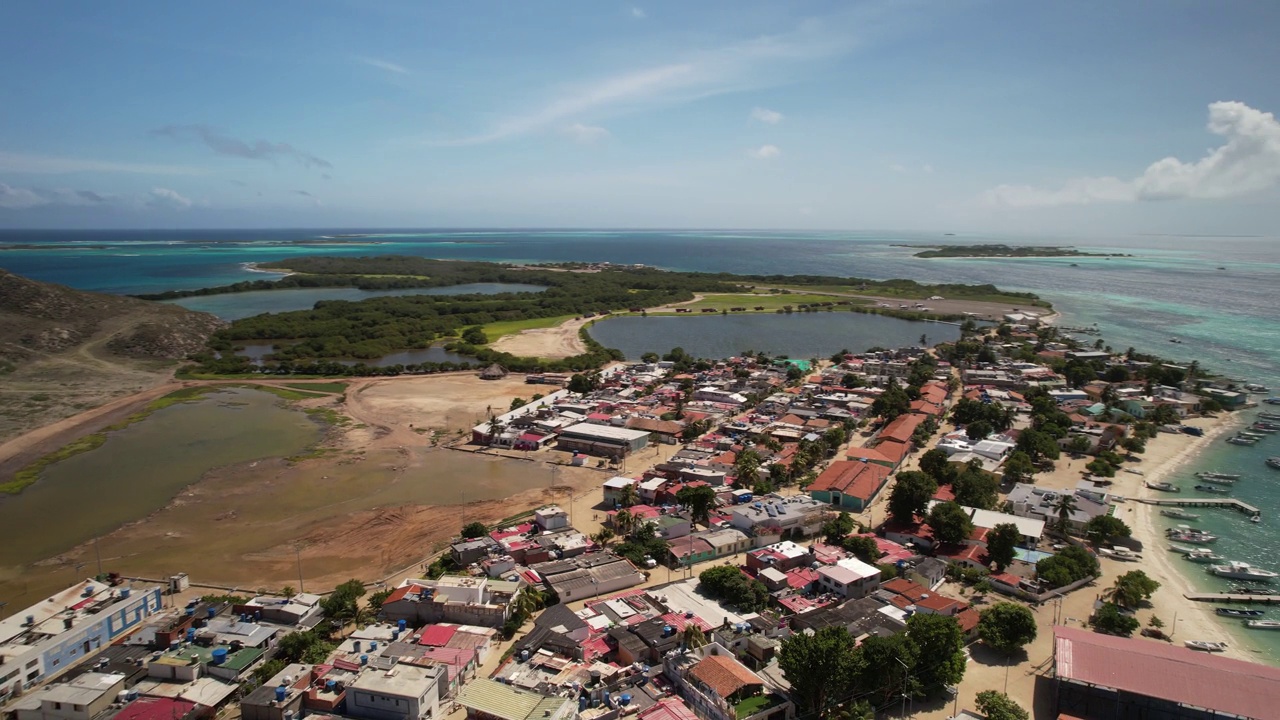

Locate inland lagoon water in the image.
[170,282,546,320]
[0,387,320,569]
[588,312,962,360]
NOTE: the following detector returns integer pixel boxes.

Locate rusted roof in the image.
[809,460,890,500]
[688,653,763,699]
[1054,625,1280,719]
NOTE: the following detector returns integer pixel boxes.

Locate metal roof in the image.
[1054,625,1280,719]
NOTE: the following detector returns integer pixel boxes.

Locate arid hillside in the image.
[0,268,225,442]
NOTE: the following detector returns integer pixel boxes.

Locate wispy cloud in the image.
[0,150,205,176]
[294,190,315,197]
[354,55,409,74]
[750,107,783,125]
[750,145,781,160]
[984,101,1280,207]
[564,123,611,144]
[0,183,46,209]
[148,187,192,209]
[429,15,857,146]
[294,189,323,207]
[631,7,646,19]
[0,184,120,209]
[151,125,332,169]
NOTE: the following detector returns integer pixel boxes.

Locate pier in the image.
[1139,497,1260,516]
[1186,593,1280,605]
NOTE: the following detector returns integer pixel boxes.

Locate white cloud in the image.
[750,107,783,124]
[0,151,205,176]
[148,187,192,209]
[984,101,1280,207]
[564,123,611,143]
[0,183,46,209]
[631,7,646,19]
[750,145,781,160]
[430,15,856,146]
[354,55,408,74]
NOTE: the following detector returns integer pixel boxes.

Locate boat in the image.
[1245,620,1280,630]
[1199,475,1237,485]
[1255,421,1280,430]
[1262,400,1280,407]
[1238,431,1267,439]
[1227,436,1258,446]
[1146,481,1180,492]
[1216,608,1265,617]
[1167,530,1218,544]
[1099,547,1142,561]
[1194,484,1232,494]
[1259,409,1280,418]
[1251,515,1263,524]
[1169,337,1183,344]
[1197,471,1241,480]
[1185,549,1225,563]
[1268,457,1280,470]
[1246,384,1270,393]
[1185,640,1228,652]
[1169,543,1200,554]
[1210,562,1280,581]
[1161,509,1200,520]
[1248,425,1277,434]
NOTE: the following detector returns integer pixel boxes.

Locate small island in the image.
[904,243,1130,259]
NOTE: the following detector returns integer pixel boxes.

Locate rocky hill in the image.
[0,268,225,442]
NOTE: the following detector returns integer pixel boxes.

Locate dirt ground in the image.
[488,316,590,359]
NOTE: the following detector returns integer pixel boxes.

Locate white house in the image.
[347,661,446,720]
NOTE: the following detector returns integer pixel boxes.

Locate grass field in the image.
[649,293,865,313]
[480,314,577,339]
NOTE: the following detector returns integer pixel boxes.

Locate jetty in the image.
[1186,593,1280,605]
[1139,497,1260,516]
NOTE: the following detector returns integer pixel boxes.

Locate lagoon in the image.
[587,311,961,360]
[169,282,545,321]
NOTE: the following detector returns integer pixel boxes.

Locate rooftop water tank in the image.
[211,648,228,665]
[620,694,632,706]
[398,619,407,631]
[325,680,336,691]
[353,640,361,652]
[391,629,400,641]
[274,686,287,703]
[360,655,369,666]
[120,588,131,599]
[207,607,216,618]
[84,585,94,596]
[370,641,378,650]
[662,625,673,637]
[186,628,196,641]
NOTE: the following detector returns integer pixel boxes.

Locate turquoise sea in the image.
[3,228,1279,659]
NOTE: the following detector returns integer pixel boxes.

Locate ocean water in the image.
[4,227,1280,658]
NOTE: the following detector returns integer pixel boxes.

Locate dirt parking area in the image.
[489,317,589,359]
[347,373,534,439]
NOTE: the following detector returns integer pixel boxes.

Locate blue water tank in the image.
[398,619,407,631]
[620,694,632,706]
[185,628,196,641]
[208,607,216,618]
[185,607,194,616]
[391,629,400,641]
[211,648,228,665]
[326,680,336,691]
[604,694,614,709]
[353,640,361,652]
[169,641,179,651]
[662,625,673,637]
[120,588,131,599]
[579,697,589,712]
[370,641,378,650]
[274,686,287,703]
[360,654,369,666]
[84,585,94,596]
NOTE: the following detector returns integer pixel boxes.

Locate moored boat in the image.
[1185,549,1225,563]
[1245,620,1280,630]
[1216,607,1265,617]
[1210,562,1280,581]
[1267,457,1280,470]
[1169,543,1200,554]
[1239,431,1267,439]
[1194,484,1232,494]
[1255,421,1280,430]
[1185,640,1228,652]
[1146,481,1180,492]
[1262,400,1280,408]
[1161,508,1200,520]
[1250,424,1277,433]
[1167,530,1218,544]
[1198,475,1237,485]
[1246,384,1270,393]
[1197,471,1241,480]
[1227,436,1258,446]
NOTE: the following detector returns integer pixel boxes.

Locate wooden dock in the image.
[1139,497,1260,516]
[1186,593,1280,605]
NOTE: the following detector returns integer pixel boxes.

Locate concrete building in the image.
[807,461,891,511]
[11,672,126,720]
[381,577,524,629]
[727,496,827,542]
[456,678,577,720]
[1006,484,1110,535]
[601,477,638,506]
[663,645,792,720]
[347,661,446,720]
[534,506,569,531]
[815,559,881,599]
[556,423,650,458]
[0,580,164,700]
[530,553,645,602]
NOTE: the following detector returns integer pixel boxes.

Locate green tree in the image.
[1015,428,1060,464]
[682,624,708,651]
[320,579,367,622]
[905,614,967,696]
[1036,545,1099,588]
[977,602,1038,654]
[734,449,762,486]
[1120,435,1146,455]
[461,326,488,345]
[1001,450,1037,485]
[275,631,334,664]
[366,588,392,614]
[918,448,954,484]
[952,466,1000,509]
[852,633,920,706]
[778,627,859,715]
[618,481,639,508]
[927,502,975,545]
[841,535,881,564]
[1091,602,1140,636]
[975,691,1029,720]
[965,419,993,441]
[676,484,718,526]
[460,521,488,539]
[986,523,1021,572]
[888,471,937,524]
[822,512,857,546]
[1052,493,1079,534]
[567,372,596,394]
[1067,434,1092,454]
[1085,515,1131,544]
[871,379,912,422]
[1106,570,1160,609]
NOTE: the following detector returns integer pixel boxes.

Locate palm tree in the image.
[613,509,634,536]
[1053,494,1079,535]
[592,527,616,547]
[619,482,639,508]
[513,588,541,619]
[682,624,708,651]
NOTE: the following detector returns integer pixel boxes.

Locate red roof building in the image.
[417,624,458,647]
[877,413,927,445]
[808,460,891,511]
[112,698,197,720]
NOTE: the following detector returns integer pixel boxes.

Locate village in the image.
[3,310,1278,720]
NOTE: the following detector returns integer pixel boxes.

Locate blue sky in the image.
[2,0,1279,233]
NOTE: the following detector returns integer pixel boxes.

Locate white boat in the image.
[1227,436,1258,446]
[1167,530,1218,544]
[1161,509,1201,520]
[1263,400,1280,407]
[1250,425,1277,433]
[1209,562,1280,581]
[1245,620,1280,630]
[1197,471,1241,480]
[1251,515,1263,524]
[1193,484,1231,495]
[1198,475,1237,485]
[1169,337,1183,344]
[1184,549,1225,563]
[1268,457,1280,470]
[1169,543,1200,554]
[1099,547,1142,561]
[1246,384,1270,393]
[1146,481,1180,492]
[1185,640,1228,652]
[1239,431,1267,439]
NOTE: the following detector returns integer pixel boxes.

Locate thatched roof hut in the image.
[479,363,508,380]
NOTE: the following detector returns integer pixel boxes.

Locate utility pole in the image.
[295,544,305,593]
[895,656,911,718]
[94,537,103,577]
